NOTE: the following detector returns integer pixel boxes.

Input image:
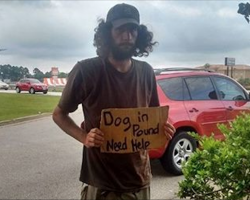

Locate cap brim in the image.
[112,18,139,29]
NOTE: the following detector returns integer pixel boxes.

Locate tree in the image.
[178,114,250,200]
[58,72,68,78]
[44,71,52,78]
[238,77,250,87]
[33,67,44,81]
[0,64,68,81]
[238,2,250,23]
[0,65,32,81]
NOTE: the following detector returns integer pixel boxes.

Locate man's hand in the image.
[84,128,104,148]
[164,121,176,140]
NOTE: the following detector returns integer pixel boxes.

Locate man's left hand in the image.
[164,121,175,140]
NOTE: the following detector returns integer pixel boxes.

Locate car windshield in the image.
[30,79,41,83]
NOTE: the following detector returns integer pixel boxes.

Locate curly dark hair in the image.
[93,19,158,58]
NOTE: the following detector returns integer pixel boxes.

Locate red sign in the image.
[51,67,59,76]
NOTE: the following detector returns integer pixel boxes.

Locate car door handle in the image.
[227,106,233,111]
[193,108,199,112]
[189,108,199,113]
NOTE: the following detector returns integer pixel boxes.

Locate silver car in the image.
[0,80,9,90]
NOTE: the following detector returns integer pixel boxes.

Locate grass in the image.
[0,93,60,121]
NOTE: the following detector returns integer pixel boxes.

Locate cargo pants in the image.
[81,184,150,200]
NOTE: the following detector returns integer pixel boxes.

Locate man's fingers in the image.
[91,128,104,136]
[85,128,104,148]
[164,126,175,135]
[164,121,176,140]
[89,129,104,141]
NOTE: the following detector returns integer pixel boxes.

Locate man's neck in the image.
[108,57,132,73]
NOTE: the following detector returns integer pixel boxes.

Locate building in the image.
[197,64,250,80]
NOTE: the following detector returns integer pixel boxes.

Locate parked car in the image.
[15,78,48,94]
[149,68,250,175]
[0,80,9,90]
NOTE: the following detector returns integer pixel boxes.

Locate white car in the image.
[0,80,9,90]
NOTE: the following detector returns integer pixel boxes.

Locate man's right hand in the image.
[53,106,104,148]
[84,128,104,148]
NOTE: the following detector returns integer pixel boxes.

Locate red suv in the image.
[16,78,48,94]
[149,68,250,175]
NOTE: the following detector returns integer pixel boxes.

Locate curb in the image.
[0,113,52,126]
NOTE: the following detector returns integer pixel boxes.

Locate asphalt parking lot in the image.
[0,107,184,199]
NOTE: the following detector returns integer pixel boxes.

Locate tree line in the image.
[0,64,68,82]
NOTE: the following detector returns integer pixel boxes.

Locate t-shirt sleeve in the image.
[58,62,86,112]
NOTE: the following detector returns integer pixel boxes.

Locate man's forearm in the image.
[52,106,87,144]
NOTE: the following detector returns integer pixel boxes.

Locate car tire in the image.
[29,88,35,94]
[43,91,47,94]
[16,87,21,93]
[160,131,197,175]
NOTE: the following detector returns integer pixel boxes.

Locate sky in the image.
[0,0,250,73]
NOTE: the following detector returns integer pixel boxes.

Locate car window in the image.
[157,77,190,100]
[213,76,247,101]
[185,76,217,100]
[30,79,41,83]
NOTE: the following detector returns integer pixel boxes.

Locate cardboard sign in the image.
[100,106,169,153]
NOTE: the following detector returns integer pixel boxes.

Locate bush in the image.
[178,113,250,200]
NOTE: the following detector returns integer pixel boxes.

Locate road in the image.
[0,89,61,96]
[0,108,184,199]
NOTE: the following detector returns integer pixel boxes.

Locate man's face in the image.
[110,23,138,61]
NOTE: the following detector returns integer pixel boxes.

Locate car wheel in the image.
[43,91,47,94]
[160,131,197,175]
[16,87,21,93]
[29,87,35,94]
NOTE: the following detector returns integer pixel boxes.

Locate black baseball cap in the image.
[106,3,140,29]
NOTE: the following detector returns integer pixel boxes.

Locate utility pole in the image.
[225,57,235,78]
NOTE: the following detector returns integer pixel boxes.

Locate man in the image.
[52,3,175,200]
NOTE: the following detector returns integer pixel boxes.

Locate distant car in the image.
[15,78,48,94]
[0,80,9,90]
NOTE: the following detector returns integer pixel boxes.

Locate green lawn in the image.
[0,93,60,121]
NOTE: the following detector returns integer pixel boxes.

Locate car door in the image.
[212,76,250,123]
[23,80,30,91]
[184,76,227,139]
[157,77,191,127]
[19,80,25,90]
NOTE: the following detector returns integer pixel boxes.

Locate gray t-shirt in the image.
[58,57,159,192]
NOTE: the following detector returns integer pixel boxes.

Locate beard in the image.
[110,42,136,61]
